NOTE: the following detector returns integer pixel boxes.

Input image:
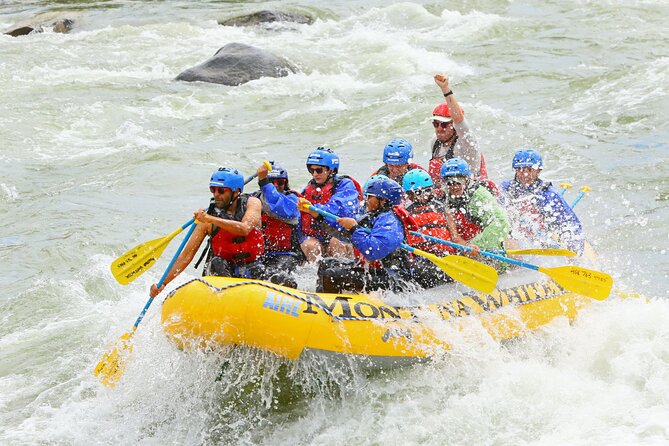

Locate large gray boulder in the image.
[219,10,314,27]
[175,43,297,86]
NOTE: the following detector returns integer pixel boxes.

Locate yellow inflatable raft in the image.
[161,276,595,365]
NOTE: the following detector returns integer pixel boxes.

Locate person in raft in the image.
[150,167,264,297]
[251,161,304,288]
[297,147,362,262]
[428,72,498,195]
[370,138,424,186]
[500,148,584,254]
[402,168,457,288]
[316,177,418,294]
[441,158,510,255]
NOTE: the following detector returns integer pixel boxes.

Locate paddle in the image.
[95,220,198,387]
[570,185,591,209]
[559,182,573,197]
[301,204,498,294]
[109,168,265,286]
[489,247,576,257]
[410,231,613,300]
[111,219,195,285]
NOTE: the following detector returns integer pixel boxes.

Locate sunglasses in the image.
[411,187,432,196]
[432,120,452,129]
[446,179,464,186]
[272,179,287,186]
[209,186,232,194]
[308,166,326,174]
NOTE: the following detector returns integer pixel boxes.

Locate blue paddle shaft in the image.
[309,205,421,256]
[409,231,540,271]
[308,205,339,222]
[570,192,585,208]
[132,219,197,329]
[244,173,258,185]
[180,218,195,230]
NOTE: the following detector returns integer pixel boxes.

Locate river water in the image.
[1,0,668,444]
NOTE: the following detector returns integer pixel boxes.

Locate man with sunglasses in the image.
[252,161,303,287]
[500,149,583,254]
[370,138,424,186]
[298,147,362,262]
[428,73,498,196]
[150,167,264,297]
[441,158,510,256]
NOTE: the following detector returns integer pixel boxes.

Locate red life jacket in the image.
[406,200,455,255]
[259,191,301,253]
[301,175,363,238]
[210,195,265,264]
[453,209,483,242]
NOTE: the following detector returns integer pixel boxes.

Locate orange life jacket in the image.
[210,195,265,264]
[406,200,455,255]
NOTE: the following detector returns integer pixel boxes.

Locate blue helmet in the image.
[306,147,339,172]
[512,148,543,169]
[267,162,288,180]
[363,174,390,194]
[210,167,245,192]
[383,138,414,165]
[440,158,471,178]
[365,177,403,206]
[402,168,433,192]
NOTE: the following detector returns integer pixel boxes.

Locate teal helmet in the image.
[402,168,433,192]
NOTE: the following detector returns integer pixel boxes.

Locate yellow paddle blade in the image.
[505,248,576,257]
[539,265,613,300]
[94,331,134,388]
[110,227,183,285]
[416,249,498,294]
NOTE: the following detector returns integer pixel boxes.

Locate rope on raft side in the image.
[164,277,571,323]
[165,277,369,321]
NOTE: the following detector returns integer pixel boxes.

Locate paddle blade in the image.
[110,234,173,285]
[94,331,134,388]
[422,251,498,294]
[540,265,613,300]
[505,248,576,257]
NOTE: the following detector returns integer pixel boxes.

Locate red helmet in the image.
[432,103,452,123]
[432,103,463,123]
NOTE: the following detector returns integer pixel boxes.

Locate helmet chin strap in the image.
[218,191,240,212]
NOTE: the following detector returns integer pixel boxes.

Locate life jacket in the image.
[503,179,551,236]
[448,183,484,242]
[255,190,301,254]
[209,194,265,264]
[372,163,425,185]
[429,140,499,196]
[406,200,455,255]
[301,175,363,238]
[452,210,483,242]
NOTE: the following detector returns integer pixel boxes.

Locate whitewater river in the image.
[1,0,668,444]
